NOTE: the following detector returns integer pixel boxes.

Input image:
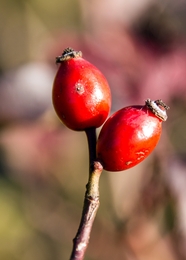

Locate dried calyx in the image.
[56,47,82,63]
[145,99,170,121]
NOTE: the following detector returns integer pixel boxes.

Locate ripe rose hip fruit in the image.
[97,99,169,171]
[52,47,111,131]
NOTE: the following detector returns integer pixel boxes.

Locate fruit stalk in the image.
[70,128,103,260]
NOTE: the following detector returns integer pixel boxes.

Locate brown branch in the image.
[69,128,103,260]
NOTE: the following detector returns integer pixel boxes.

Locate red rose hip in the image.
[52,48,111,131]
[96,99,169,171]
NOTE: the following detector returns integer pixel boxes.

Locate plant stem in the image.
[69,128,103,260]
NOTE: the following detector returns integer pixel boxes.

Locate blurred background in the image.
[0,0,186,259]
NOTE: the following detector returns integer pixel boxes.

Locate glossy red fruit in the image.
[97,99,169,171]
[52,48,111,131]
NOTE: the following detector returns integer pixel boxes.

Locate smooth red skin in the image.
[97,105,162,171]
[52,57,111,131]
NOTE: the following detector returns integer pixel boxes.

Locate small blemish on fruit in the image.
[126,161,132,165]
[137,156,144,160]
[136,151,146,160]
[75,83,84,94]
[136,151,145,155]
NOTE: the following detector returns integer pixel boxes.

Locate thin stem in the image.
[69,128,103,260]
[85,127,97,173]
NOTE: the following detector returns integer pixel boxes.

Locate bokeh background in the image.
[1,0,186,259]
